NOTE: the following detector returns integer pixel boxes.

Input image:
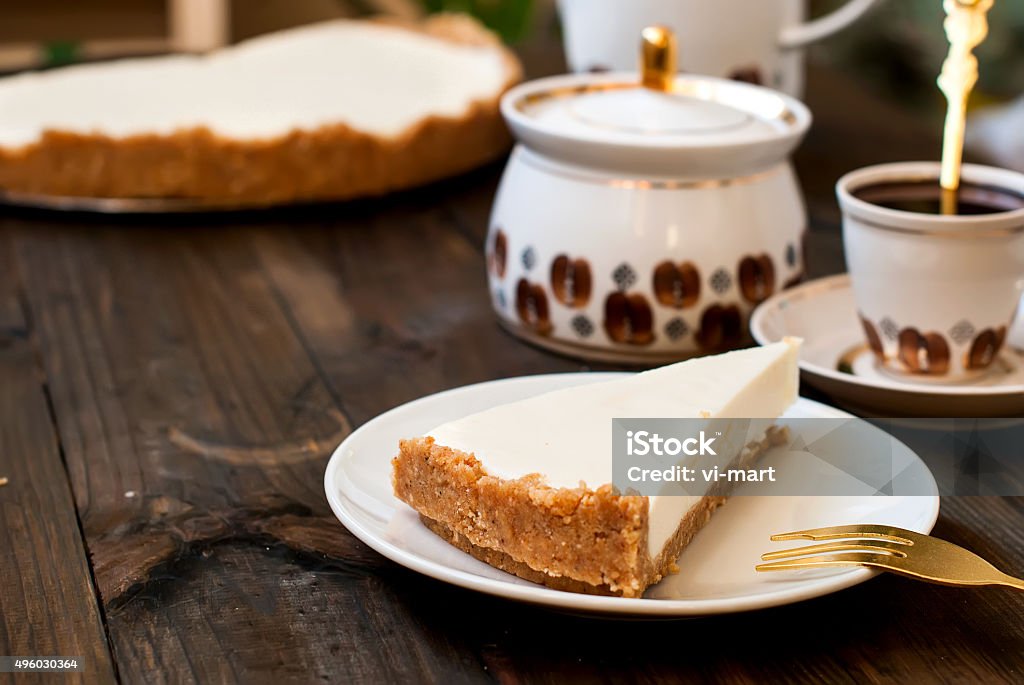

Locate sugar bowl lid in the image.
[500,27,812,178]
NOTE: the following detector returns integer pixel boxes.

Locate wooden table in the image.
[1,52,1022,684]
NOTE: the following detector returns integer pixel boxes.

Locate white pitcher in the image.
[557,0,879,96]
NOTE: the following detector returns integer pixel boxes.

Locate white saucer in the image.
[324,373,939,618]
[750,275,1024,417]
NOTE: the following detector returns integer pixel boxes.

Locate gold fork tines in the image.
[756,524,1024,592]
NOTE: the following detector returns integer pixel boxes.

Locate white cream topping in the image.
[0,20,511,148]
[428,339,801,557]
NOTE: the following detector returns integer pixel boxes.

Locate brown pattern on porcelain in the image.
[859,313,1012,379]
[696,304,744,352]
[653,261,701,309]
[966,326,1007,370]
[515,279,552,336]
[488,229,507,279]
[859,314,884,358]
[897,328,951,376]
[550,255,593,308]
[604,293,655,346]
[738,254,776,304]
[489,227,803,362]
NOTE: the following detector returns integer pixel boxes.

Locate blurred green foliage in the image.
[421,0,534,42]
[44,41,80,67]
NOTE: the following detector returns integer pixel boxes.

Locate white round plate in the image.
[324,373,939,617]
[751,275,1024,417]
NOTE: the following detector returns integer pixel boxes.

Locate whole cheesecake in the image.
[0,15,521,204]
[393,339,801,597]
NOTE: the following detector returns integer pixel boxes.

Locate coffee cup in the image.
[837,162,1024,381]
[556,0,878,97]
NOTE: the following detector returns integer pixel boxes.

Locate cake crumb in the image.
[0,477,8,487]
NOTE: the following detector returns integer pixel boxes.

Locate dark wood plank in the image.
[107,542,488,684]
[251,183,583,428]
[6,214,518,683]
[6,223,347,682]
[0,235,116,684]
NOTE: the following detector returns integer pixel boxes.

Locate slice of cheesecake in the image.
[393,339,801,597]
[0,15,520,203]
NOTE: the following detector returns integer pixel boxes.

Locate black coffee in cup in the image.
[853,180,1024,215]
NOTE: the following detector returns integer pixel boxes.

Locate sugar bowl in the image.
[485,27,811,363]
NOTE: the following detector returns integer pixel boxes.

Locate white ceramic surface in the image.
[324,372,940,617]
[500,72,811,179]
[750,274,1024,417]
[557,0,878,97]
[490,72,810,362]
[837,162,1024,381]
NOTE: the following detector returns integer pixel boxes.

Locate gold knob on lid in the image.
[641,25,677,92]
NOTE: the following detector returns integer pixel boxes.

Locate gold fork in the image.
[756,524,1024,591]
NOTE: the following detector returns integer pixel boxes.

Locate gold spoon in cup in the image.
[937,0,994,214]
